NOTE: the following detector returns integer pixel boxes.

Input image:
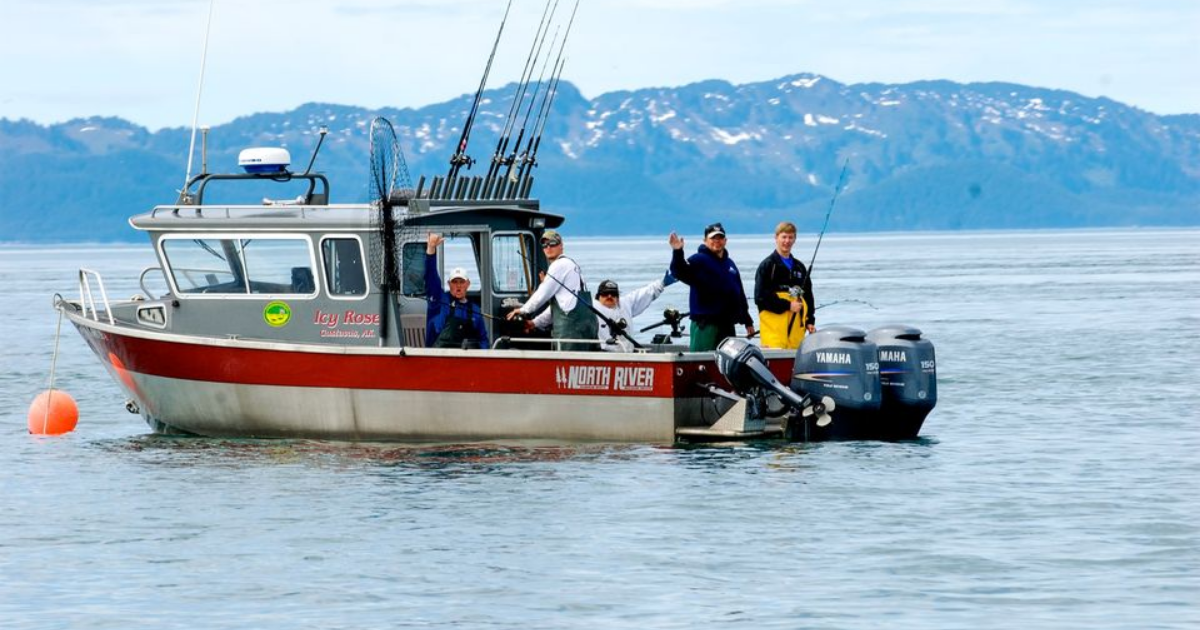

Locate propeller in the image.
[801,396,836,427]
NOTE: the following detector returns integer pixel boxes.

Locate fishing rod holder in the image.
[641,308,688,345]
[420,173,537,202]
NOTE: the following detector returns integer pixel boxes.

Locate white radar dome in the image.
[238,147,291,174]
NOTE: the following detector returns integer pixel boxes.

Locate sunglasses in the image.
[541,240,561,247]
[597,292,619,298]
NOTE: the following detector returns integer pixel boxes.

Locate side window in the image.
[162,238,245,294]
[162,236,315,297]
[241,239,315,295]
[321,238,368,297]
[492,233,535,294]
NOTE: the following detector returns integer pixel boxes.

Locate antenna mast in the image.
[180,0,216,203]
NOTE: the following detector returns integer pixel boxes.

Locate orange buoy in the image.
[27,390,79,435]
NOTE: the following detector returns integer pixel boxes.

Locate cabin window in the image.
[492,233,535,294]
[404,235,483,296]
[401,243,426,296]
[242,239,315,294]
[441,235,481,287]
[162,238,246,294]
[321,237,368,297]
[161,236,316,297]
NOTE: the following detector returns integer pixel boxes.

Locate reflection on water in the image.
[96,432,943,476]
[100,435,654,471]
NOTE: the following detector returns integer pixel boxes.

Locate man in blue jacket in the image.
[425,233,489,349]
[668,222,755,351]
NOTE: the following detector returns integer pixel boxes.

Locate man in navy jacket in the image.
[668,223,755,351]
[424,233,490,349]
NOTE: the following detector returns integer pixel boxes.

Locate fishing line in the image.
[815,299,878,311]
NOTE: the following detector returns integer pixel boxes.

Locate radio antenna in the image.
[180,0,217,203]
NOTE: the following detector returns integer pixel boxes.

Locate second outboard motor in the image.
[866,325,937,440]
[791,326,881,440]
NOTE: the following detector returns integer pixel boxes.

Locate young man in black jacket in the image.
[754,221,815,349]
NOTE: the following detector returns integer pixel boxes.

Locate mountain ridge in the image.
[2,73,1197,242]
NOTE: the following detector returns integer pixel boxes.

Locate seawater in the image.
[1,229,1198,629]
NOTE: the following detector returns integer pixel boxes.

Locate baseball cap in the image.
[597,279,620,297]
[448,267,470,282]
[704,223,726,238]
[541,230,563,246]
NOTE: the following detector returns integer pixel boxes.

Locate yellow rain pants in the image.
[759,292,808,350]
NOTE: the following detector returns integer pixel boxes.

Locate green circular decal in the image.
[263,301,292,327]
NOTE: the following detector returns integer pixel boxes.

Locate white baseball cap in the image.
[448,267,470,282]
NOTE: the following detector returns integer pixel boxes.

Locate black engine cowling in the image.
[790,326,882,440]
[865,325,937,440]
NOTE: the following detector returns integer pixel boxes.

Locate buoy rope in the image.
[44,306,64,435]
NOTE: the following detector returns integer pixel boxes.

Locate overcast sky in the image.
[1,0,1196,130]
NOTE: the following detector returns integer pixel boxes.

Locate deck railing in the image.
[77,268,115,325]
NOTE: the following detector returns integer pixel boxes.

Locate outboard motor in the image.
[714,338,835,435]
[791,326,882,440]
[866,325,937,440]
[716,337,807,410]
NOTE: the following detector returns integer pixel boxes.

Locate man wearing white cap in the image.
[425,233,489,349]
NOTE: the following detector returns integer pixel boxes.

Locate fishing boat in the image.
[55,4,936,444]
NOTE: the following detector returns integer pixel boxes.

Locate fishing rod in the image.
[502,0,579,197]
[511,250,644,349]
[499,25,560,192]
[807,159,850,276]
[486,0,560,199]
[772,162,846,339]
[515,56,566,197]
[446,0,515,184]
[482,0,559,197]
[640,308,689,336]
[521,26,561,134]
[509,0,579,197]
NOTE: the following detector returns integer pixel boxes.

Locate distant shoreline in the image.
[4,225,1198,248]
